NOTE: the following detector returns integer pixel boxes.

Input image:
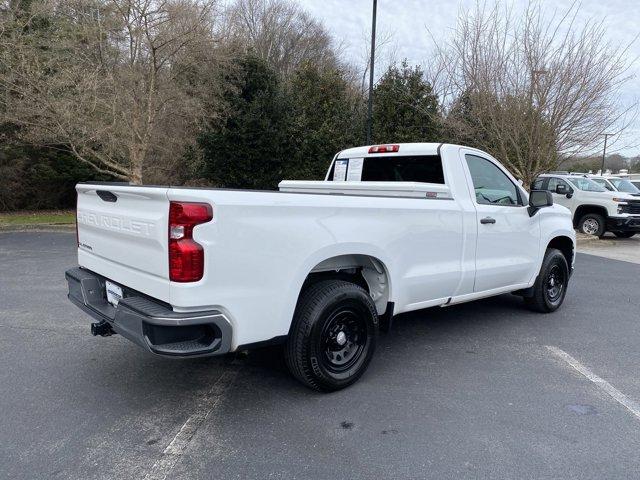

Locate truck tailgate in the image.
[76,184,171,300]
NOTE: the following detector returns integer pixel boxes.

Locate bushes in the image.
[0,145,113,211]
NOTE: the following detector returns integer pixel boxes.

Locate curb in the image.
[0,224,75,232]
[575,232,601,246]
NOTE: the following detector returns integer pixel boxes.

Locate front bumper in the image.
[606,216,640,233]
[65,267,232,357]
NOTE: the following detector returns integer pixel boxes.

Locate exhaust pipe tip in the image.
[91,321,114,337]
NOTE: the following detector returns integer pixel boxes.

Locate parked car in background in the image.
[66,143,576,391]
[589,176,640,196]
[533,173,640,238]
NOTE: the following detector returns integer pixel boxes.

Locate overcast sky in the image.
[298,0,640,158]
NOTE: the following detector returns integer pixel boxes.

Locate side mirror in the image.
[528,190,553,217]
[555,184,568,195]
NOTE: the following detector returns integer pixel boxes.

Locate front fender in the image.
[536,205,576,276]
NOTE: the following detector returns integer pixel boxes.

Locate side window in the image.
[465,154,522,206]
[531,178,544,190]
[547,177,570,193]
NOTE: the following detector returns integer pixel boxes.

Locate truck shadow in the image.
[239,293,542,384]
[80,293,553,397]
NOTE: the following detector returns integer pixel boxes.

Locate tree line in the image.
[0,0,636,211]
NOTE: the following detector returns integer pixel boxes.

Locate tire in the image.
[613,232,635,238]
[285,280,378,392]
[525,248,570,313]
[578,213,605,237]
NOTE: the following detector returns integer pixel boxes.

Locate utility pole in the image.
[601,133,613,174]
[366,0,377,145]
[529,69,547,175]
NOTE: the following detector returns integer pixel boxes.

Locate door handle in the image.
[480,217,496,224]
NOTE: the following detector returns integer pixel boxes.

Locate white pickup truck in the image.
[533,173,640,238]
[66,143,575,391]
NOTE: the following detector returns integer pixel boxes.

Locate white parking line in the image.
[144,366,241,480]
[546,345,640,421]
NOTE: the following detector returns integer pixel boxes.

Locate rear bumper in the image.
[65,267,232,357]
[606,216,640,233]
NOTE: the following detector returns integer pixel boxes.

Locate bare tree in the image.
[356,26,397,95]
[226,0,337,76]
[428,2,637,185]
[0,0,230,183]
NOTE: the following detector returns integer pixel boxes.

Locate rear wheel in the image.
[613,232,635,238]
[285,280,378,392]
[525,248,569,313]
[578,213,605,237]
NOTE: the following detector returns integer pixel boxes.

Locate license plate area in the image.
[105,280,123,307]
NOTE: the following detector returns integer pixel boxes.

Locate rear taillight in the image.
[168,202,213,282]
[368,144,399,153]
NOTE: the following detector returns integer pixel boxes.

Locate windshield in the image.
[609,178,640,193]
[567,177,606,192]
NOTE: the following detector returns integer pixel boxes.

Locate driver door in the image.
[547,177,576,211]
[462,152,541,292]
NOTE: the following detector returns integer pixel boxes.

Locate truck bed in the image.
[75,179,467,349]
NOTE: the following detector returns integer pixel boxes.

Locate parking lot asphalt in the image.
[1,231,640,480]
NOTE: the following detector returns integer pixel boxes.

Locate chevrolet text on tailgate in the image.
[66,143,576,391]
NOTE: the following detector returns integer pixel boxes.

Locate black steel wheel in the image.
[544,263,566,304]
[320,306,368,374]
[525,248,570,313]
[285,280,378,391]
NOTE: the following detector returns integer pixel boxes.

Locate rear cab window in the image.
[328,155,445,184]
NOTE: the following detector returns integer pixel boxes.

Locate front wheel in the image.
[578,213,605,237]
[614,232,635,238]
[285,280,378,391]
[525,248,570,313]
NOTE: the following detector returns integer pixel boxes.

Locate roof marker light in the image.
[368,144,400,154]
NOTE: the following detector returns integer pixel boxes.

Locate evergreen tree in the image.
[372,61,441,144]
[199,55,290,189]
[285,62,364,180]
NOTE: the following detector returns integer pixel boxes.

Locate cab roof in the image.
[337,143,442,159]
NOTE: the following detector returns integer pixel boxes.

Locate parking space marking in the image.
[143,366,241,480]
[546,345,640,421]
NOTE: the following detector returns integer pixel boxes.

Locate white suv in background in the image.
[533,173,640,238]
[589,176,640,196]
